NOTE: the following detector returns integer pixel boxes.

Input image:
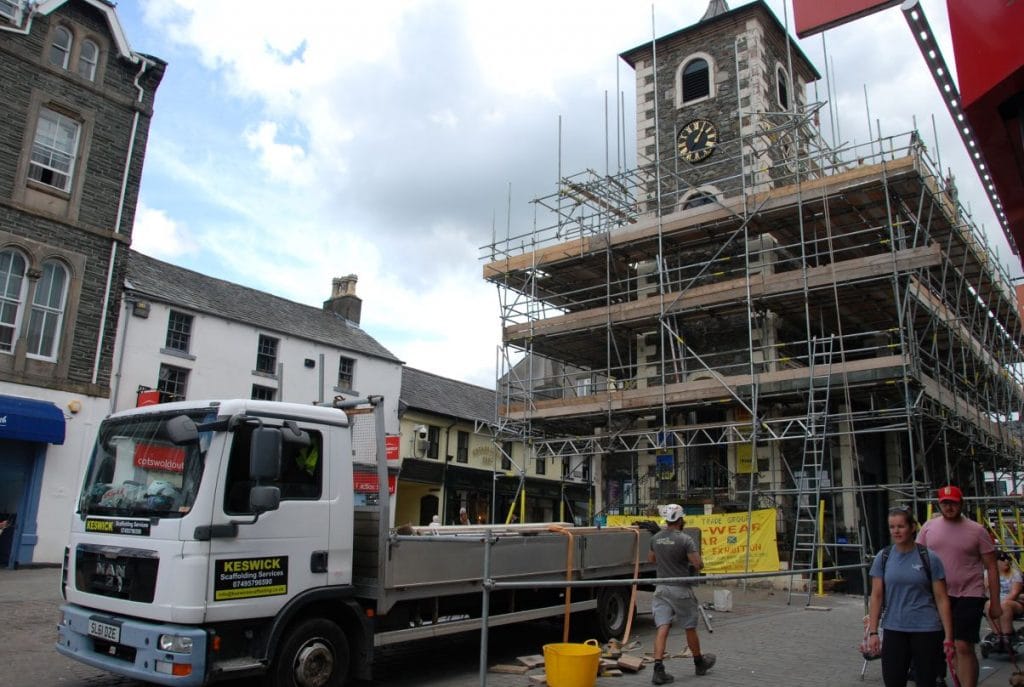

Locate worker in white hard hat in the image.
[648,504,716,684]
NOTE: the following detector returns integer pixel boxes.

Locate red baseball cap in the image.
[937,485,963,502]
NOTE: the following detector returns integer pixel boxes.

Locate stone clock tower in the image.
[620,0,820,213]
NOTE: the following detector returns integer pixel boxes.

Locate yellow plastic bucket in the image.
[543,641,601,687]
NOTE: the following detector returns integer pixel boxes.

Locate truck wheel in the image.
[593,587,631,641]
[274,618,349,687]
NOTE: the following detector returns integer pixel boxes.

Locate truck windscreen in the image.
[78,410,215,519]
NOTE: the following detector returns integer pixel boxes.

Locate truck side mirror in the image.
[249,485,281,513]
[250,427,282,481]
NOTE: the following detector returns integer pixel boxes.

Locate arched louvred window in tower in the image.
[681,58,710,103]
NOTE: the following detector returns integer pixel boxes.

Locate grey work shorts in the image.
[652,586,698,629]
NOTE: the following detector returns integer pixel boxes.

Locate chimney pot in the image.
[325,275,362,324]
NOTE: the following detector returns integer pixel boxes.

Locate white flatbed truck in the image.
[56,396,652,686]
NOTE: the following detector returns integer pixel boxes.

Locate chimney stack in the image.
[323,274,362,324]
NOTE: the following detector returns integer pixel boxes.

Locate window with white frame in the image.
[501,441,513,471]
[165,310,193,353]
[48,25,71,68]
[0,250,27,353]
[676,54,714,107]
[157,364,189,402]
[338,355,355,390]
[776,64,790,111]
[78,39,98,81]
[255,334,278,374]
[536,453,546,475]
[25,260,67,360]
[0,0,22,21]
[28,108,80,192]
[456,430,469,463]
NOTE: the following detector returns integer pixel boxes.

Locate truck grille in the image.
[75,545,158,603]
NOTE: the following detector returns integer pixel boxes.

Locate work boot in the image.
[695,653,717,676]
[651,662,675,684]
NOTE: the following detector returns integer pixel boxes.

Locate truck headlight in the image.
[158,634,193,654]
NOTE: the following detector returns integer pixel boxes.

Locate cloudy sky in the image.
[114,0,1015,389]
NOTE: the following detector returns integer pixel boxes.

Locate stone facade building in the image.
[0,0,164,565]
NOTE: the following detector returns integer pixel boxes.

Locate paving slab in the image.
[1,567,1018,686]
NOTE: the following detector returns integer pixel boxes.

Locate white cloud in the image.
[244,121,313,186]
[131,202,195,258]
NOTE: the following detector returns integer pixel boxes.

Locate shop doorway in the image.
[0,442,36,567]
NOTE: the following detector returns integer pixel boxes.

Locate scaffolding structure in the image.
[482,79,1024,579]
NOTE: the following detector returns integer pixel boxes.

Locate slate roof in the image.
[400,367,496,423]
[619,0,821,81]
[125,250,401,363]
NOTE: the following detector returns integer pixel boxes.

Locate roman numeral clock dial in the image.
[678,118,719,163]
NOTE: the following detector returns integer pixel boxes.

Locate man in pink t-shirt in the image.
[917,485,999,687]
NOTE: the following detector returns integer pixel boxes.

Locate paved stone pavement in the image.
[3,566,1020,686]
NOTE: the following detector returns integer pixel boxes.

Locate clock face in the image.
[678,119,719,163]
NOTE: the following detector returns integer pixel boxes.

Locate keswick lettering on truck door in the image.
[213,557,289,601]
[84,518,151,536]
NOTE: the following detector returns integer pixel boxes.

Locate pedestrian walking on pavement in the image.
[866,505,954,687]
[648,504,715,684]
[917,485,1001,687]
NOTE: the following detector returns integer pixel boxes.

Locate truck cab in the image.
[57,398,362,685]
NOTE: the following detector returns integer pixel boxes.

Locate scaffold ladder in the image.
[788,334,835,605]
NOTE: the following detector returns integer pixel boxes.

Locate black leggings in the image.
[881,629,944,687]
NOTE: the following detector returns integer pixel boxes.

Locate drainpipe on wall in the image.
[92,55,152,385]
[318,353,325,404]
[109,298,134,411]
[440,419,458,524]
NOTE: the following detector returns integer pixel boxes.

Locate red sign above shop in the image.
[136,390,161,407]
[385,435,400,461]
[353,471,397,494]
[134,444,185,473]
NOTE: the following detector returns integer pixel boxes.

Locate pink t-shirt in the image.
[917,515,994,597]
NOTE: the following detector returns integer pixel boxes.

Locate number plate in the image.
[88,618,121,644]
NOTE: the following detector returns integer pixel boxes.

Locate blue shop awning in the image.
[0,395,65,444]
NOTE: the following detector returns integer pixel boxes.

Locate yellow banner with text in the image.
[606,508,780,573]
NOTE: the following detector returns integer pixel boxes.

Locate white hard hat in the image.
[662,504,684,523]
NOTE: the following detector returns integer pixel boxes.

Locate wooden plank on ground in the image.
[489,664,531,674]
[517,655,546,669]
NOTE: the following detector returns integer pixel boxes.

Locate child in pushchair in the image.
[980,550,1024,658]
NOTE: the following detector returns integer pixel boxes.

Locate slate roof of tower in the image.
[619,0,821,80]
[400,366,496,423]
[125,250,401,362]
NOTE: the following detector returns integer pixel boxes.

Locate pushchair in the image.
[980,615,1024,658]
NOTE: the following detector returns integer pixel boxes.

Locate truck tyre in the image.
[593,587,631,641]
[273,618,349,687]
